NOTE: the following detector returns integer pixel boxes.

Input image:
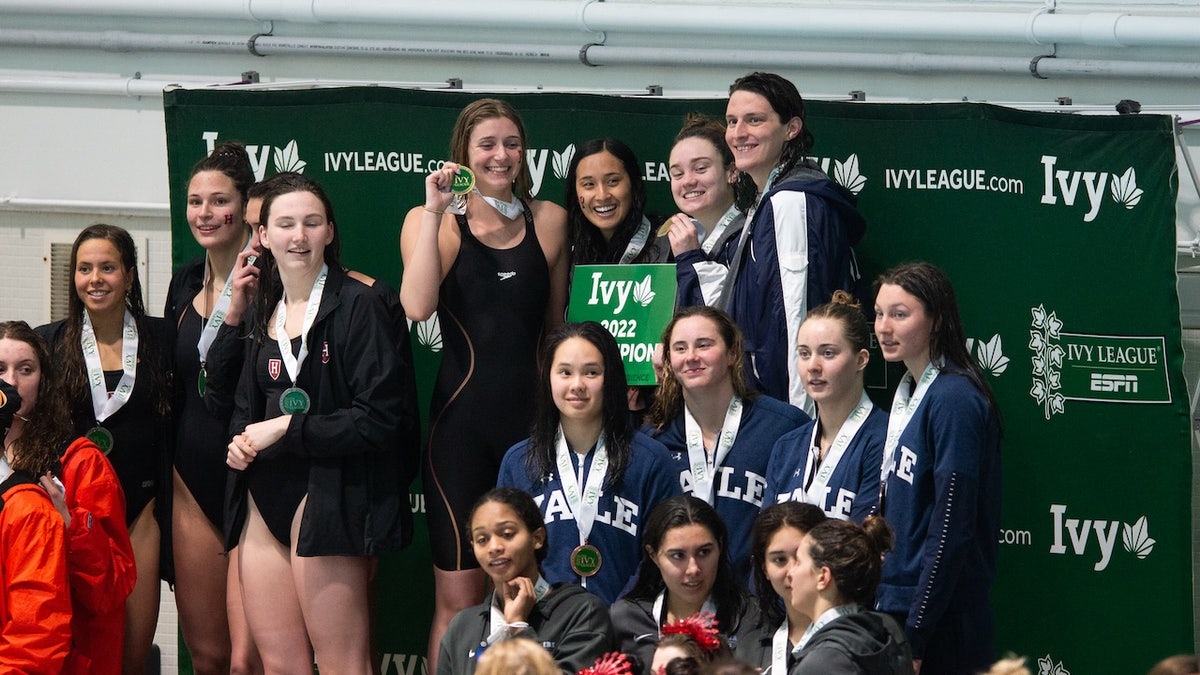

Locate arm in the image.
[0,496,72,675]
[51,445,136,615]
[399,164,461,321]
[765,190,814,410]
[790,645,861,675]
[533,200,569,331]
[530,593,614,675]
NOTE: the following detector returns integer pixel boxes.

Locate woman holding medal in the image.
[222,173,409,673]
[721,72,867,412]
[611,495,755,675]
[785,518,912,675]
[38,223,174,674]
[566,138,670,267]
[662,115,745,308]
[761,291,886,521]
[1,321,136,674]
[401,98,569,668]
[497,322,679,605]
[644,306,807,580]
[734,502,827,674]
[872,262,1001,675]
[165,141,263,674]
[438,487,615,675]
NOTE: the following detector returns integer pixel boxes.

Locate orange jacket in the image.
[59,438,136,675]
[0,477,72,675]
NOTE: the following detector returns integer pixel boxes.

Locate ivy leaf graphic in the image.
[1030,380,1046,403]
[415,313,442,353]
[1110,167,1143,209]
[1050,393,1065,415]
[1031,305,1047,329]
[1037,656,1054,675]
[1028,330,1044,352]
[1049,344,1065,368]
[273,139,307,174]
[833,154,867,195]
[552,144,576,181]
[1031,354,1045,376]
[632,275,656,307]
[976,333,1008,376]
[1048,369,1061,390]
[1122,516,1155,558]
[1046,311,1063,339]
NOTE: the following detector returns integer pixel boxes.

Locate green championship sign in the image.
[164,87,1189,674]
[567,264,677,385]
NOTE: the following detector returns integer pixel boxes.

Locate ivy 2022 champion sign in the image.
[567,264,677,386]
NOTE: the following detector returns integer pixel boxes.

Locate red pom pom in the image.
[579,651,633,675]
[660,611,721,654]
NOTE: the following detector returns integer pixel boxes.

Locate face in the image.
[651,645,690,675]
[652,523,720,609]
[725,90,800,185]
[796,317,868,406]
[260,190,334,274]
[575,151,633,239]
[0,338,41,417]
[668,315,733,394]
[467,116,523,195]
[550,337,606,425]
[873,284,935,374]
[245,196,264,230]
[762,525,805,605]
[74,238,134,317]
[186,170,245,251]
[786,534,823,617]
[470,500,544,584]
[668,137,736,220]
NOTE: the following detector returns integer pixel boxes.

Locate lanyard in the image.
[273,264,328,385]
[769,618,791,675]
[486,575,551,644]
[651,590,717,628]
[683,396,743,503]
[478,191,525,220]
[794,604,859,653]
[801,392,875,510]
[197,240,253,367]
[81,309,138,423]
[554,428,609,547]
[619,217,652,264]
[700,204,742,255]
[878,364,940,506]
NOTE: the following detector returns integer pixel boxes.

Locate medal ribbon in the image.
[554,428,609,548]
[478,190,525,220]
[81,309,138,423]
[197,240,253,368]
[700,204,742,255]
[486,575,551,644]
[799,392,875,510]
[618,216,653,264]
[651,590,717,630]
[794,604,859,653]
[273,264,328,387]
[878,363,940,505]
[683,396,743,504]
[769,617,790,675]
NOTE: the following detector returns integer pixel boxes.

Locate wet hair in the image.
[57,224,170,420]
[699,657,761,675]
[251,173,342,338]
[625,496,747,633]
[188,141,255,205]
[450,98,534,199]
[0,321,71,476]
[874,261,1000,420]
[727,72,814,209]
[672,114,737,215]
[525,322,633,489]
[802,516,893,607]
[801,289,872,352]
[749,502,828,624]
[646,306,756,430]
[565,138,659,265]
[1148,655,1200,675]
[469,487,549,563]
[475,638,559,675]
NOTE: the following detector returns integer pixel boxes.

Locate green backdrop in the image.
[164,87,1189,674]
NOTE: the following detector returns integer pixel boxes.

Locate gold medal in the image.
[656,219,673,237]
[570,543,602,577]
[451,166,476,195]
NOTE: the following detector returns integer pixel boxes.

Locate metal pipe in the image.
[0,196,170,217]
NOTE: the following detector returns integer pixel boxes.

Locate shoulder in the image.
[747,395,809,426]
[775,416,817,446]
[925,368,990,414]
[545,582,607,613]
[1,482,60,524]
[610,597,653,624]
[630,431,673,467]
[530,199,567,226]
[35,320,67,344]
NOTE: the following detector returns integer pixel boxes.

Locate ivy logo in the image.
[272,139,307,173]
[1050,504,1155,571]
[552,144,576,181]
[1110,167,1143,209]
[1029,304,1065,419]
[1037,654,1069,675]
[831,153,867,195]
[632,275,655,307]
[414,313,442,353]
[966,333,1008,377]
[1039,155,1142,222]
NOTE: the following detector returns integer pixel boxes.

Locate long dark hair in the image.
[57,223,170,421]
[250,173,342,339]
[625,495,746,633]
[188,141,255,203]
[645,306,756,430]
[469,487,549,564]
[728,72,814,211]
[749,502,827,624]
[565,138,656,265]
[874,261,1001,422]
[525,322,632,488]
[803,516,893,607]
[0,321,71,476]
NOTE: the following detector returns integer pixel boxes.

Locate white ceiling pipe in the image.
[0,196,169,217]
[0,74,184,97]
[0,29,249,53]
[2,0,1199,48]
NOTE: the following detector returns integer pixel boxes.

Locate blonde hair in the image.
[983,657,1031,675]
[476,638,559,675]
